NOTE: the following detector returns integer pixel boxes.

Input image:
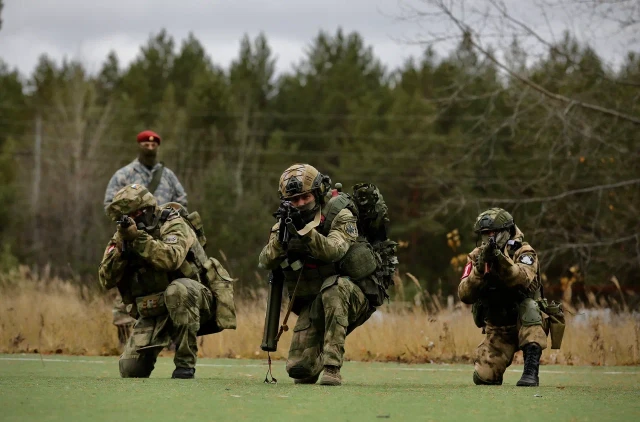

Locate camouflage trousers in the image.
[285,276,373,380]
[474,322,548,384]
[119,278,213,378]
[112,294,136,345]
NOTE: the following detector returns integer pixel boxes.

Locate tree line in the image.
[0,24,638,300]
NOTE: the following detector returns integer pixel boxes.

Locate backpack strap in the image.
[147,163,165,194]
[320,193,353,236]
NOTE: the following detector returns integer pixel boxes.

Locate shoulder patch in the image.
[519,254,534,265]
[345,222,358,237]
[461,262,472,279]
[164,235,178,244]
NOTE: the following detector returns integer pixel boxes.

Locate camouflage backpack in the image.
[321,183,399,306]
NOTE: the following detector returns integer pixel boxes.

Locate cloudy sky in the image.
[1,0,637,77]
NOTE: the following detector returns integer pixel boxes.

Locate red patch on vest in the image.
[461,262,472,279]
[305,263,318,269]
[320,215,325,223]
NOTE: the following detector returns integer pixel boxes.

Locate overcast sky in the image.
[1,0,637,77]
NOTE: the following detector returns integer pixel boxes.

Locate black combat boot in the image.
[516,343,542,386]
[172,367,195,379]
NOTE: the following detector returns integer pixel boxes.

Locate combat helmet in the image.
[473,208,515,234]
[106,184,157,221]
[278,163,330,201]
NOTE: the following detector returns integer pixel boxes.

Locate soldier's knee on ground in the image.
[165,282,190,326]
[518,298,543,326]
[119,355,155,378]
[286,346,323,379]
[473,370,503,385]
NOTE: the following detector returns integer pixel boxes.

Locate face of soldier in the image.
[289,192,319,223]
[289,192,314,210]
[138,141,159,158]
[481,229,511,249]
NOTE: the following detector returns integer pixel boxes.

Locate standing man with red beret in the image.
[103,130,188,346]
[104,130,187,210]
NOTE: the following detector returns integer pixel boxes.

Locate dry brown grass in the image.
[1,266,639,365]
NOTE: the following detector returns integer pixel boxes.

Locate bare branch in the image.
[479,178,640,203]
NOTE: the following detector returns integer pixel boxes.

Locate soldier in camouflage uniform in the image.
[99,184,232,379]
[103,130,187,209]
[259,164,375,386]
[458,208,548,387]
[103,130,188,345]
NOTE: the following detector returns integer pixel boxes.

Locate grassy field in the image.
[1,354,638,422]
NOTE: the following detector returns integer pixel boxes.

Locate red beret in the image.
[136,130,161,144]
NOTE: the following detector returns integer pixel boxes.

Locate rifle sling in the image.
[147,163,165,194]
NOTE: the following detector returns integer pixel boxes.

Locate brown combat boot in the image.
[319,365,342,386]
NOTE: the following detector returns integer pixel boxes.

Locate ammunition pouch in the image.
[539,299,565,349]
[203,257,237,330]
[354,275,387,308]
[339,241,378,280]
[339,240,391,307]
[135,292,168,318]
[472,302,486,328]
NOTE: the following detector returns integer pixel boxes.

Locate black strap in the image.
[147,163,165,194]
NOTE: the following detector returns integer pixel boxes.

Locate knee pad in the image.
[519,298,543,327]
[165,282,188,305]
[119,357,154,378]
[473,371,503,386]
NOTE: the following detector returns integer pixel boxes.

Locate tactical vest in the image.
[476,240,542,327]
[281,192,382,304]
[126,206,208,300]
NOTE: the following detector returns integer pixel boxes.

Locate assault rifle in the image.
[484,236,497,275]
[276,200,293,250]
[116,215,133,255]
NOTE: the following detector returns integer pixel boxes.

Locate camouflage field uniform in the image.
[99,184,217,379]
[103,159,187,210]
[104,158,187,337]
[459,209,548,387]
[259,164,374,385]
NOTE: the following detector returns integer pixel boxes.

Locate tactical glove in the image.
[117,217,139,241]
[287,237,311,254]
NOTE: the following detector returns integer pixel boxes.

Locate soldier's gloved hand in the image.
[494,250,520,283]
[287,237,310,255]
[482,241,497,262]
[274,201,291,219]
[117,217,139,241]
[288,207,306,231]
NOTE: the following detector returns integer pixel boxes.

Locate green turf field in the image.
[0,354,638,422]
